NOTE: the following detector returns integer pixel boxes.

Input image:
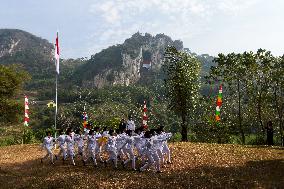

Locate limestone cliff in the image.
[79,32,183,88]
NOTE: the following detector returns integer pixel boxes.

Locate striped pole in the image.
[23,96,29,144]
[24,96,29,127]
[142,100,148,129]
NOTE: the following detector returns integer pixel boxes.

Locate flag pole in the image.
[54,31,59,144]
[54,41,58,143]
[55,71,58,139]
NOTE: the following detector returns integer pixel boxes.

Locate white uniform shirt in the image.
[74,134,84,147]
[106,136,116,152]
[56,135,66,146]
[43,136,54,148]
[88,135,97,149]
[126,120,135,131]
[65,135,75,149]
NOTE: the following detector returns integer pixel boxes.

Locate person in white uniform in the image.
[84,129,98,167]
[65,129,76,166]
[74,128,85,159]
[126,116,135,131]
[56,129,67,161]
[139,130,164,173]
[121,130,136,170]
[41,131,56,164]
[104,129,118,169]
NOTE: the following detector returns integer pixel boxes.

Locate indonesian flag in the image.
[142,60,151,69]
[54,32,60,74]
[24,96,29,126]
[142,100,148,129]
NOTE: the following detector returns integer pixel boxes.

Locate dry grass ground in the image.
[0,142,283,189]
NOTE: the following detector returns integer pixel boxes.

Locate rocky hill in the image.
[74,32,185,88]
[0,29,86,91]
[0,29,215,92]
[74,32,215,88]
[0,29,54,72]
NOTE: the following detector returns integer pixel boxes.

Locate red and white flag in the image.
[54,32,60,74]
[24,96,29,126]
[142,100,148,129]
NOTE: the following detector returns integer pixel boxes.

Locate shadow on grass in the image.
[0,157,283,188]
[244,145,284,151]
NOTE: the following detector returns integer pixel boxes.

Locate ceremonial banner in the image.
[215,85,222,122]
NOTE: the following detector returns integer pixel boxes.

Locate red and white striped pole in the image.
[23,96,29,145]
[24,96,29,127]
[142,100,148,129]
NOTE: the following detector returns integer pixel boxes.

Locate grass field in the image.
[0,142,283,189]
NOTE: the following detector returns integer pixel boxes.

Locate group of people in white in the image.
[41,118,172,173]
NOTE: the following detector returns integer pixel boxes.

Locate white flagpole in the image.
[55,51,58,141]
[54,31,59,146]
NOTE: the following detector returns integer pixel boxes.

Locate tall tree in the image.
[163,46,201,141]
[210,53,254,144]
[0,64,30,123]
[271,55,284,146]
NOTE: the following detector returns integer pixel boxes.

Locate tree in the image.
[163,46,201,141]
[0,64,30,123]
[210,53,254,144]
[271,55,284,146]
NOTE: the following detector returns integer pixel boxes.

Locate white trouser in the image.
[43,146,54,163]
[163,144,171,162]
[57,145,67,159]
[123,148,136,169]
[67,146,75,165]
[78,145,84,155]
[106,150,118,168]
[157,148,164,164]
[86,147,97,165]
[140,150,160,172]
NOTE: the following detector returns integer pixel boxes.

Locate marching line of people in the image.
[41,123,172,173]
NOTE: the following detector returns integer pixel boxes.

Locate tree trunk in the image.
[257,91,264,133]
[181,114,188,141]
[238,79,245,144]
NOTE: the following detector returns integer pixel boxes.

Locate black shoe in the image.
[166,161,172,164]
[40,159,43,163]
[55,155,58,160]
[156,170,162,173]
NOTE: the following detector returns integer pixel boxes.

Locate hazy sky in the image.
[1,0,283,58]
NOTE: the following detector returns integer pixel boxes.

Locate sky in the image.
[1,0,284,58]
